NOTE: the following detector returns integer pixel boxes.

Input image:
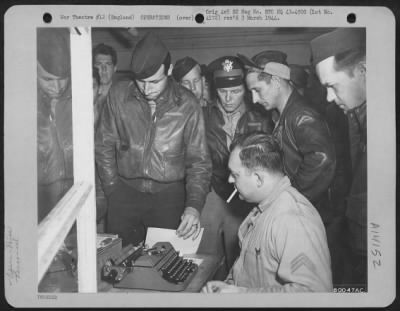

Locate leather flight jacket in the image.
[203,101,274,201]
[95,78,212,212]
[272,90,336,209]
[37,87,74,185]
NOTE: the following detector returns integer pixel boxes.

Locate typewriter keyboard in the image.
[160,252,198,284]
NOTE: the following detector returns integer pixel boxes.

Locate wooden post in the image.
[70,27,97,293]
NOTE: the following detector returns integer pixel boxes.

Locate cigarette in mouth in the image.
[226,188,238,203]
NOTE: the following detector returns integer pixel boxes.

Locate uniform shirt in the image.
[228,176,333,292]
[219,102,247,148]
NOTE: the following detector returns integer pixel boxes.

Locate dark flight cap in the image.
[310,28,366,66]
[172,56,199,81]
[207,56,244,88]
[237,53,261,70]
[200,64,207,76]
[37,28,71,78]
[289,64,309,89]
[252,50,288,67]
[131,32,169,79]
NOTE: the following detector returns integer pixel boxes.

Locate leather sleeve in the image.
[94,87,120,196]
[291,111,336,203]
[183,103,212,212]
[95,168,107,222]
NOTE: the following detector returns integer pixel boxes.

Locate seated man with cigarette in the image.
[198,56,274,277]
[202,132,333,293]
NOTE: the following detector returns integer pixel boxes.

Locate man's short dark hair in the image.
[92,43,118,65]
[333,48,366,77]
[230,132,283,174]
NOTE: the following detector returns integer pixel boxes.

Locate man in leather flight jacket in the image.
[311,28,367,286]
[37,28,74,223]
[241,54,336,225]
[95,32,211,246]
[198,56,274,275]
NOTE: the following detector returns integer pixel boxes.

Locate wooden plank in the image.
[37,182,92,283]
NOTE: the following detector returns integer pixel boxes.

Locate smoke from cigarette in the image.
[226,188,238,203]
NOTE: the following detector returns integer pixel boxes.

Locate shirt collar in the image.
[257,176,292,213]
[237,176,291,241]
[275,89,298,125]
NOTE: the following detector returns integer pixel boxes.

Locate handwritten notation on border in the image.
[5,226,21,286]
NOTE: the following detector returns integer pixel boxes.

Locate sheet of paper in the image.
[183,256,204,266]
[145,227,204,255]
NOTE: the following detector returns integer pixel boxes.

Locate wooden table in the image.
[98,253,224,293]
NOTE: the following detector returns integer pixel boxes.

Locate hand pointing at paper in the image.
[176,207,201,240]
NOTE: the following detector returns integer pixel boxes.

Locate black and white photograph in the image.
[4,5,396,308]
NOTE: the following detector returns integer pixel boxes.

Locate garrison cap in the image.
[131,32,169,79]
[200,64,207,76]
[172,57,200,81]
[237,53,291,80]
[37,28,71,78]
[237,50,288,70]
[252,50,288,67]
[207,56,244,88]
[289,64,309,89]
[310,28,366,66]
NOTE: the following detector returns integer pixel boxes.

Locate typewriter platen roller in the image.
[102,241,198,291]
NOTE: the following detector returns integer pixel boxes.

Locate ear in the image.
[357,61,366,75]
[254,171,264,188]
[271,76,281,89]
[113,65,117,73]
[167,64,173,76]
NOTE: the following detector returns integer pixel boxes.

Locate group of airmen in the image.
[37,27,366,292]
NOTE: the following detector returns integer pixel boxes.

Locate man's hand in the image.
[201,281,244,293]
[176,207,201,240]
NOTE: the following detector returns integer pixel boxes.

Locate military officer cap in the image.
[37,28,71,78]
[289,64,309,89]
[207,56,244,88]
[172,56,200,82]
[131,32,169,79]
[310,28,366,66]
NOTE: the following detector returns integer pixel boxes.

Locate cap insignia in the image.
[222,59,233,72]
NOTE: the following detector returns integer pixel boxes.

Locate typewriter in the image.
[102,241,199,291]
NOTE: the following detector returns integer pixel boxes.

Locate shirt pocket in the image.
[241,244,263,287]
